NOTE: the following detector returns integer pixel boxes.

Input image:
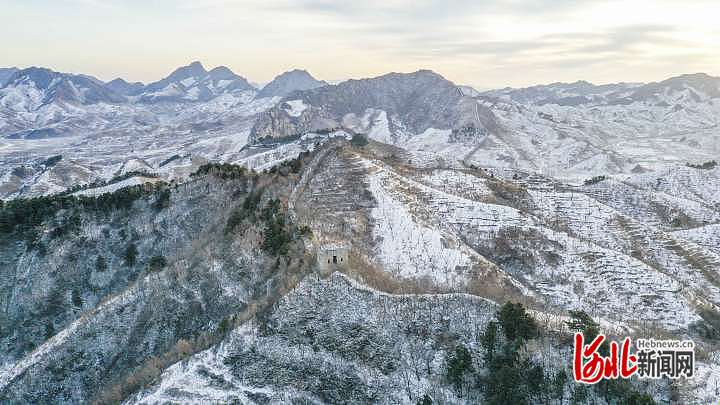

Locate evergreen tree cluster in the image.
[71,288,83,308]
[281,152,309,174]
[95,255,108,272]
[266,151,310,176]
[260,199,293,256]
[152,188,171,211]
[225,189,302,257]
[147,255,167,272]
[475,302,548,404]
[0,184,156,242]
[124,243,138,266]
[686,160,717,170]
[43,155,63,167]
[439,304,657,405]
[583,175,607,186]
[192,163,248,179]
[350,134,369,147]
[446,344,474,390]
[225,188,263,233]
[158,154,182,167]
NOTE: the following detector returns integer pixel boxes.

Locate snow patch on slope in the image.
[367,166,471,285]
[283,99,308,117]
[72,176,161,197]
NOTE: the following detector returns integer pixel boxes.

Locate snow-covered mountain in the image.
[0,67,134,139]
[138,61,255,103]
[256,69,327,98]
[251,69,498,143]
[458,84,481,97]
[0,67,126,111]
[461,73,720,179]
[105,77,144,96]
[0,68,19,87]
[1,65,720,403]
[483,73,720,107]
[1,68,719,198]
[482,80,641,106]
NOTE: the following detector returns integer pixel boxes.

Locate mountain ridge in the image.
[138,61,255,103]
[251,69,499,142]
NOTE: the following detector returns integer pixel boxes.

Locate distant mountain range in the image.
[2,61,718,112]
[0,62,329,109]
[482,72,720,106]
[0,62,718,199]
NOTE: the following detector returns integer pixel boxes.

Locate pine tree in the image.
[147,255,167,272]
[446,344,474,391]
[71,289,83,308]
[565,310,600,340]
[416,393,432,405]
[497,302,537,341]
[480,320,498,363]
[124,243,138,266]
[44,321,55,339]
[95,255,107,272]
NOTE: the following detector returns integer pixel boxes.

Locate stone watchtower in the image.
[317,242,350,277]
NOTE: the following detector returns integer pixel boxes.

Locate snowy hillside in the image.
[2,68,718,199]
[1,134,718,403]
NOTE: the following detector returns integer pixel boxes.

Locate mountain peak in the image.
[257,69,327,98]
[106,77,144,96]
[410,69,446,79]
[629,72,720,101]
[251,68,490,141]
[166,61,208,82]
[139,62,254,102]
[208,66,239,80]
[372,69,450,84]
[186,61,206,73]
[7,67,74,90]
[671,72,713,80]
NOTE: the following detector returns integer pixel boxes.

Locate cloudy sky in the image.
[1,0,719,88]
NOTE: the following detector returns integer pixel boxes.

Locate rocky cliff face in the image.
[250,70,499,142]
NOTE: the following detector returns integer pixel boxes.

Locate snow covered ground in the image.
[72,176,161,197]
[348,149,720,331]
